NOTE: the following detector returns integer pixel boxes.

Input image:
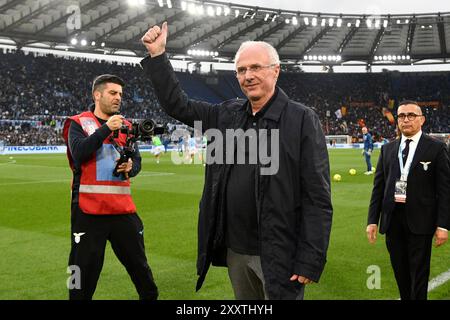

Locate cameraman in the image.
[62,74,158,300]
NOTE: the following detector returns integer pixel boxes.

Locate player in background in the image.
[362,126,374,175]
[187,135,197,164]
[201,135,207,166]
[151,135,164,164]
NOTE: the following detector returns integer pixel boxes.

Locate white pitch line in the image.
[0,172,175,186]
[0,160,175,176]
[0,160,16,166]
[428,268,450,292]
[0,179,71,186]
[396,268,450,299]
[138,172,175,177]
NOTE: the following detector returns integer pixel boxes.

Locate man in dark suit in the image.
[366,100,450,300]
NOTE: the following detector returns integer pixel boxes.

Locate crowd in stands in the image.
[278,72,450,140]
[0,50,449,146]
[0,122,62,145]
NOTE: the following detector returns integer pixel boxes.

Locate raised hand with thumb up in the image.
[141,21,168,58]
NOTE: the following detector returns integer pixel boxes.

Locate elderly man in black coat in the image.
[140,22,333,300]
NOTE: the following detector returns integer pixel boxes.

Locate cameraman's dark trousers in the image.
[68,204,158,300]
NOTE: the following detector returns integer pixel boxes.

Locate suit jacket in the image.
[368,134,450,235]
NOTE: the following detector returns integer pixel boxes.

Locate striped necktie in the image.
[402,139,412,166]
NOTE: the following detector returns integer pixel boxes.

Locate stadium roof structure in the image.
[1,0,450,66]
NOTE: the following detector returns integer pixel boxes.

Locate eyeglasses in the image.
[235,64,276,76]
[397,113,423,121]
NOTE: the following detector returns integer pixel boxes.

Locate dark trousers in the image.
[68,204,158,300]
[364,151,372,171]
[226,249,304,300]
[385,204,433,300]
[227,248,268,300]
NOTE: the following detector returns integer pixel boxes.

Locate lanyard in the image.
[397,140,414,181]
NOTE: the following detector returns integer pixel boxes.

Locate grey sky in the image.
[235,0,450,14]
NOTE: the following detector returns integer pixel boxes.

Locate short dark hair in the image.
[398,100,420,108]
[92,74,125,97]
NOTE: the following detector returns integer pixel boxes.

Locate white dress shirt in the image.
[400,131,447,232]
[399,130,422,176]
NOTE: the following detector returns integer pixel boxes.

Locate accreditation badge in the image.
[394,179,407,203]
[79,117,98,136]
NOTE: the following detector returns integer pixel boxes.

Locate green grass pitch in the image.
[0,149,448,300]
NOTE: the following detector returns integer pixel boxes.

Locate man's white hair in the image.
[234,41,280,67]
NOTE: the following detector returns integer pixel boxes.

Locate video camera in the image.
[112,119,165,177]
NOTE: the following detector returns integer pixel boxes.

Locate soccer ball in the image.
[349,168,356,175]
[333,174,342,182]
[9,156,13,160]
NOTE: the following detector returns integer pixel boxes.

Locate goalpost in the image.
[325,135,352,145]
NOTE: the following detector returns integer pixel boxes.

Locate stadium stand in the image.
[0,50,449,145]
